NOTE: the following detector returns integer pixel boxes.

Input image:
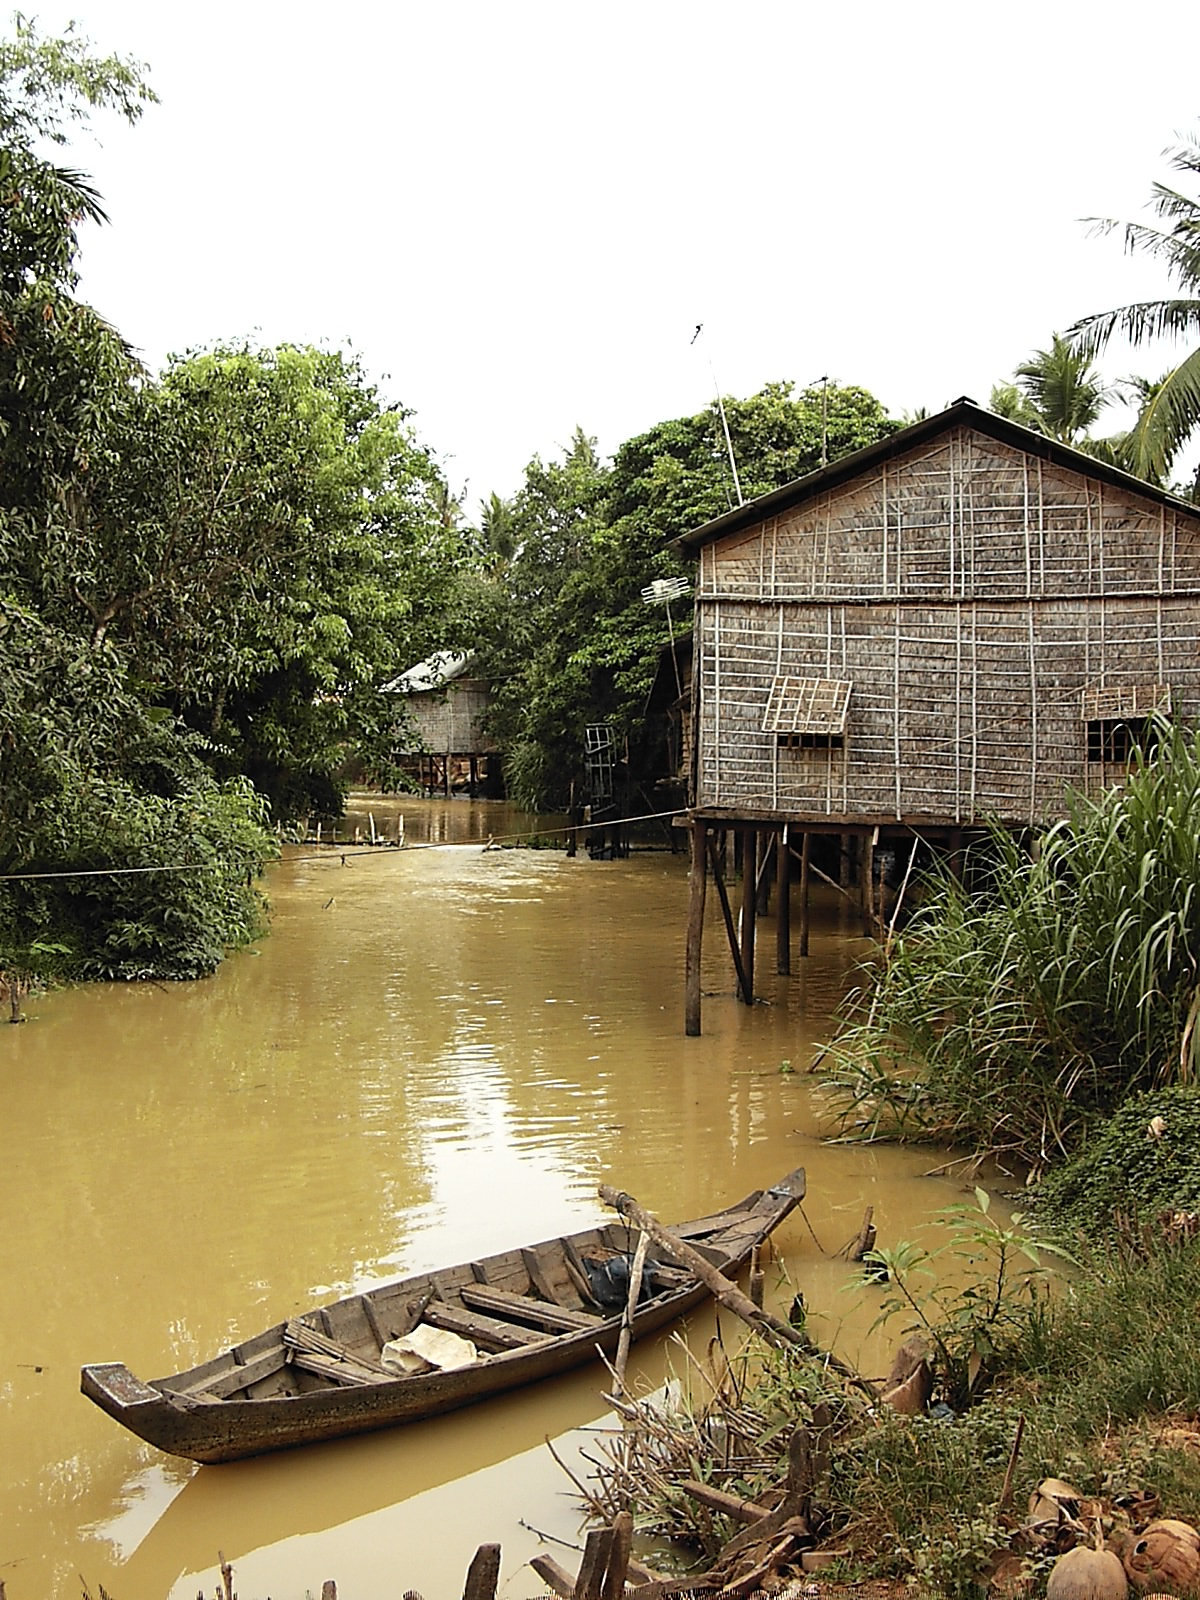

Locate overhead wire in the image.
[0,806,688,882]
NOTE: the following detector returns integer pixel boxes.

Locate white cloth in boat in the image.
[380,1326,480,1374]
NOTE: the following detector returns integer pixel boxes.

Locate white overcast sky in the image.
[40,0,1200,507]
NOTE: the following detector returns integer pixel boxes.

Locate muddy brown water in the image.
[2,797,972,1600]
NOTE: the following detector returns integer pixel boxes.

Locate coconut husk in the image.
[1123,1521,1200,1593]
[881,1359,933,1416]
[1046,1544,1128,1600]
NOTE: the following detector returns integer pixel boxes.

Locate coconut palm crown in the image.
[1070,134,1200,490]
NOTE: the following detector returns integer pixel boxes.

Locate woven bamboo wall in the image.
[695,428,1200,825]
[398,680,497,755]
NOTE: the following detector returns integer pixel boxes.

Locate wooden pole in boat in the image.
[776,823,790,975]
[739,826,758,1006]
[598,1184,808,1353]
[612,1231,649,1396]
[798,830,812,958]
[685,818,707,1036]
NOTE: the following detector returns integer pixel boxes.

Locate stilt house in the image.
[383,652,498,796]
[675,398,1200,1032]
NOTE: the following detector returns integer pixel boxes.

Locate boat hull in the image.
[82,1169,804,1463]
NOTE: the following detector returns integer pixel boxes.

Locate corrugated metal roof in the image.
[381,651,476,694]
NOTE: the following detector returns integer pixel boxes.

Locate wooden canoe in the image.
[81,1168,804,1463]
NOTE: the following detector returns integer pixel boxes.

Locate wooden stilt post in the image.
[739,826,758,1006]
[862,828,878,937]
[839,831,851,887]
[757,832,772,916]
[685,819,707,1036]
[469,755,478,798]
[706,835,751,1002]
[776,823,790,976]
[799,829,812,958]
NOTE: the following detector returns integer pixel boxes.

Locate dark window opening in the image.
[1086,718,1159,764]
[777,732,844,750]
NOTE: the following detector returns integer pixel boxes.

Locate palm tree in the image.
[1012,334,1112,443]
[1070,134,1200,486]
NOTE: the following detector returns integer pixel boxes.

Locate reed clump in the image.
[827,719,1200,1171]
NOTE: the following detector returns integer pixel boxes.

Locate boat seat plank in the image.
[520,1245,584,1310]
[665,1205,760,1240]
[175,1347,288,1400]
[289,1349,394,1388]
[422,1303,546,1351]
[459,1283,602,1332]
[359,1294,389,1353]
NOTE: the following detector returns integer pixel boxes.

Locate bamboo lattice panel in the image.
[762,676,852,735]
[1080,683,1172,722]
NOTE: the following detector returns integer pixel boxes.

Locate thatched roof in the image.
[675,397,1200,553]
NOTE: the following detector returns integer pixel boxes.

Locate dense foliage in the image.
[1030,1084,1200,1239]
[828,720,1200,1169]
[0,21,465,991]
[475,383,898,811]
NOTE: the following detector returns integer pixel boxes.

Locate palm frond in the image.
[1069,299,1200,356]
[1122,344,1200,484]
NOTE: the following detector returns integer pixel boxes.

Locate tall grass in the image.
[828,720,1200,1169]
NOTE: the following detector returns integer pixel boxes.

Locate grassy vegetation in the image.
[583,725,1200,1596]
[591,1223,1200,1598]
[827,720,1200,1171]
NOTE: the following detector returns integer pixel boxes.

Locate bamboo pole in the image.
[598,1184,809,1354]
[612,1232,649,1397]
[707,835,751,1003]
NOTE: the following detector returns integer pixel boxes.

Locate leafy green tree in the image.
[61,342,464,816]
[0,21,279,989]
[1071,134,1200,486]
[478,383,897,811]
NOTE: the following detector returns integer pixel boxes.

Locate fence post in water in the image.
[685,819,707,1035]
[799,830,812,958]
[776,823,791,975]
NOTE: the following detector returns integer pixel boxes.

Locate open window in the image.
[763,675,852,749]
[1081,683,1171,764]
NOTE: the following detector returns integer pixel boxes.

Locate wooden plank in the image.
[289,1349,388,1388]
[460,1283,600,1332]
[529,1555,575,1598]
[520,1244,581,1310]
[559,1236,605,1309]
[576,1527,615,1600]
[177,1347,288,1400]
[462,1543,501,1600]
[671,1206,758,1239]
[422,1302,546,1351]
[358,1293,389,1353]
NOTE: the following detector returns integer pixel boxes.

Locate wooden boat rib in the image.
[81,1168,805,1463]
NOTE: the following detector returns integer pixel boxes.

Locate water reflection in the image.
[2,796,967,1600]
